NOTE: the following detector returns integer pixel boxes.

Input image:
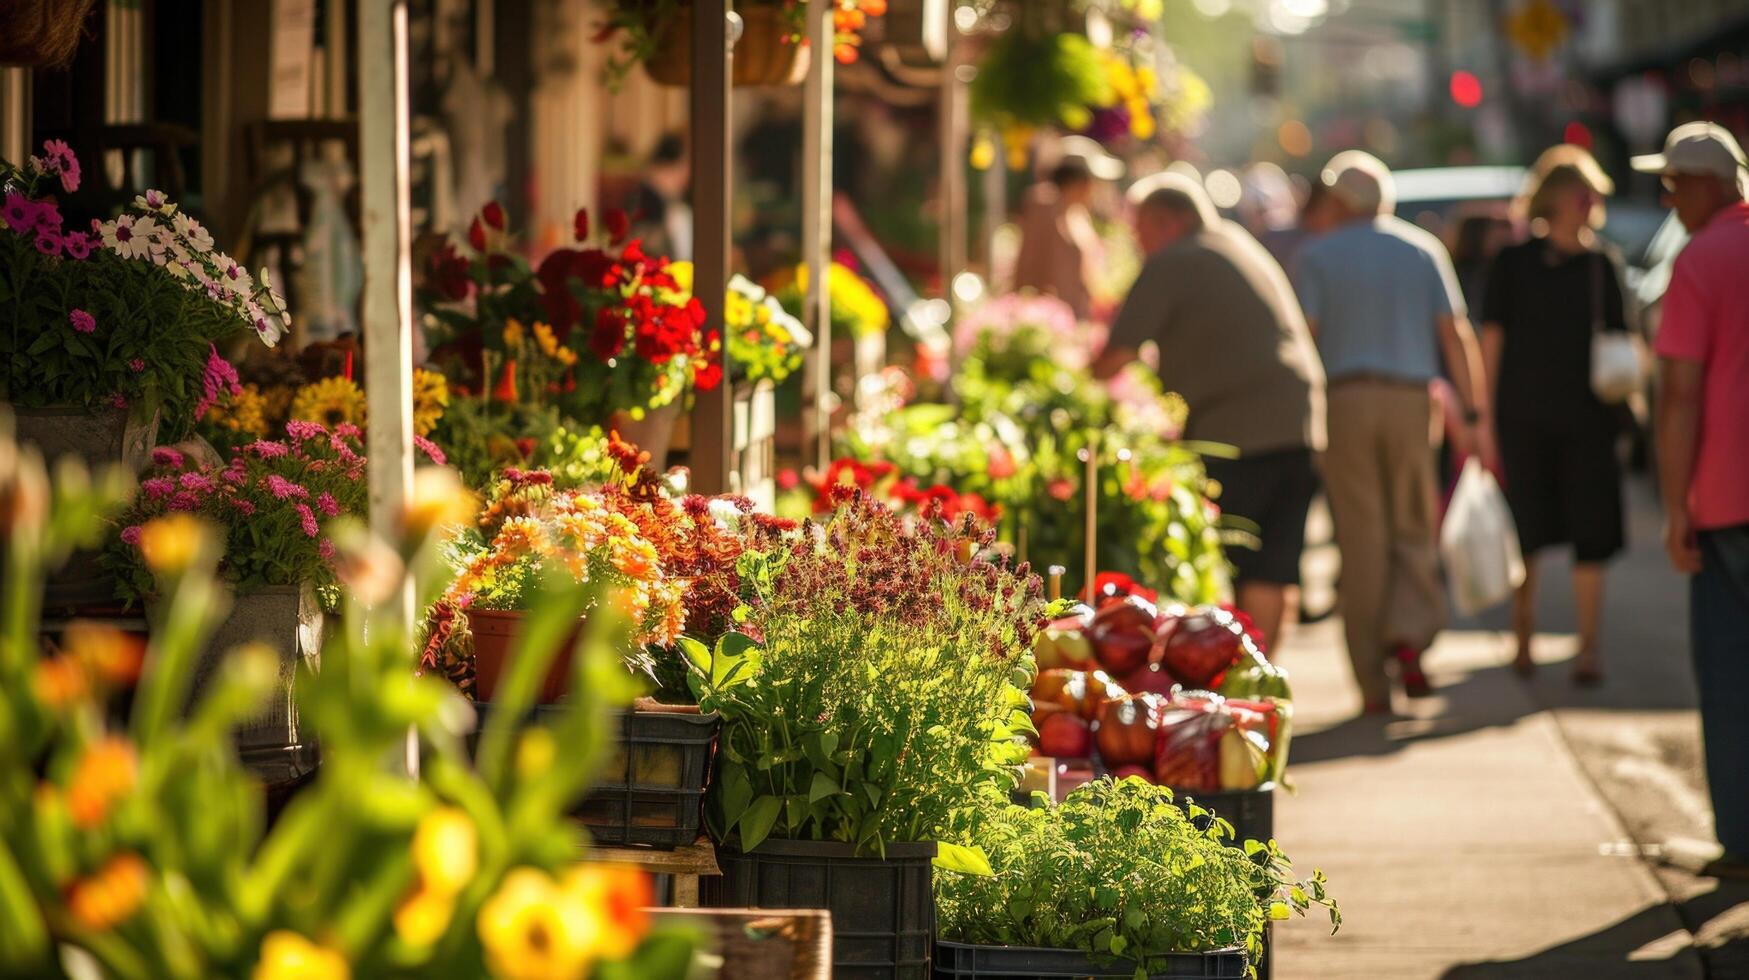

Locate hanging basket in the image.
[0,0,96,68]
[644,5,809,89]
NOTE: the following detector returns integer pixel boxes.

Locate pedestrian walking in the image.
[1479,146,1629,686]
[1012,136,1123,320]
[1639,122,1749,876]
[1293,151,1496,714]
[1096,172,1326,651]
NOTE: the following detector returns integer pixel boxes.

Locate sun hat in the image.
[1041,135,1126,182]
[1630,121,1747,180]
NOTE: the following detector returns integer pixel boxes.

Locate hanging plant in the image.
[594,0,886,89]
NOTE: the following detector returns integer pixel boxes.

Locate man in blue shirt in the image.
[1295,151,1495,714]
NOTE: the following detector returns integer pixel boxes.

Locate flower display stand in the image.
[653,907,832,979]
[593,836,721,908]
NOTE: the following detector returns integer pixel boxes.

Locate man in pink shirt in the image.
[1640,121,1749,877]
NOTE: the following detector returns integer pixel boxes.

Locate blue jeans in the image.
[1693,525,1749,857]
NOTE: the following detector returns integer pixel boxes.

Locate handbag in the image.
[1588,251,1646,403]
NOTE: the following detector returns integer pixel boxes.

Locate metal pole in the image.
[358,0,415,625]
[688,0,733,494]
[937,11,966,298]
[800,0,835,472]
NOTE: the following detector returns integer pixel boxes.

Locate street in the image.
[1272,477,1749,978]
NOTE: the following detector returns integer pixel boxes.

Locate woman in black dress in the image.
[1480,146,1630,686]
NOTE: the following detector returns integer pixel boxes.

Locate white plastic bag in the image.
[1440,459,1525,615]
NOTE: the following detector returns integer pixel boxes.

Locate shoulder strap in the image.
[1589,250,1605,335]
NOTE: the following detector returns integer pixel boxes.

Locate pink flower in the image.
[42,139,79,193]
[1,192,39,233]
[33,229,61,256]
[120,525,142,546]
[106,393,128,410]
[150,447,185,469]
[294,503,320,537]
[285,420,324,442]
[333,423,362,439]
[140,477,174,500]
[318,538,336,561]
[194,345,241,421]
[68,309,95,334]
[221,466,246,485]
[316,492,340,517]
[167,491,200,512]
[128,358,145,372]
[265,475,308,500]
[229,496,256,515]
[248,440,289,459]
[414,434,447,466]
[62,231,94,260]
[178,472,216,494]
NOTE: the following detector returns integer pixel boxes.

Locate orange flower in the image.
[67,737,138,829]
[561,864,653,960]
[62,622,145,686]
[66,853,149,931]
[33,654,88,709]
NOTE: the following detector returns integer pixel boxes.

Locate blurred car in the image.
[1392,165,1528,232]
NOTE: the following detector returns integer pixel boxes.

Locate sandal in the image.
[1511,651,1536,679]
[1571,653,1604,688]
[1392,644,1432,698]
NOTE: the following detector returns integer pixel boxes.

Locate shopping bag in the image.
[1439,458,1525,615]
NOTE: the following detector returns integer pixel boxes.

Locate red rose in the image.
[467,216,487,252]
[605,208,631,245]
[481,201,506,231]
[573,207,590,242]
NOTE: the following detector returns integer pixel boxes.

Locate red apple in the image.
[1037,711,1093,759]
[1160,607,1247,689]
[1087,596,1160,676]
[1110,764,1155,783]
[1094,693,1164,767]
[1120,662,1177,698]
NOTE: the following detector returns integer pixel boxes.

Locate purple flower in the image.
[33,229,61,256]
[316,492,340,517]
[62,231,94,260]
[265,475,308,500]
[150,447,185,469]
[294,502,320,537]
[69,309,95,334]
[248,440,289,459]
[120,525,142,546]
[128,358,145,373]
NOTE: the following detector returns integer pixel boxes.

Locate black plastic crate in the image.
[472,703,717,849]
[932,940,1247,979]
[1170,785,1275,849]
[704,838,936,980]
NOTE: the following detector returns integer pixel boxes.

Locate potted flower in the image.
[2,144,287,471]
[773,258,889,384]
[690,490,1053,979]
[933,777,1338,978]
[103,422,429,801]
[597,0,887,88]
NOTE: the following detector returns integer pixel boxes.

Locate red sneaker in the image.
[1392,644,1432,698]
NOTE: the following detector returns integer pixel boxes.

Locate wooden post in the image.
[688,0,733,494]
[936,10,965,297]
[0,69,29,166]
[357,0,415,625]
[1082,441,1097,602]
[799,0,835,472]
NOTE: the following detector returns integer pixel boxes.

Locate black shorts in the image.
[1498,418,1624,563]
[1204,448,1320,586]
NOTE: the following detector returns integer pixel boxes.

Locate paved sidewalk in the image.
[1268,618,1703,979]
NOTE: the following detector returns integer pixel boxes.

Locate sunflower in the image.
[290,376,368,428]
[214,384,270,437]
[413,368,450,436]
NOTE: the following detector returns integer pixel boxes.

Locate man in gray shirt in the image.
[1294,151,1495,713]
[1099,173,1326,650]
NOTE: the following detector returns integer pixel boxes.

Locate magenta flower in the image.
[317,492,340,517]
[1,192,34,232]
[69,309,95,334]
[62,231,94,260]
[194,345,241,421]
[178,472,216,494]
[128,358,145,372]
[248,440,289,459]
[120,525,143,546]
[334,423,363,439]
[43,139,80,193]
[286,420,325,442]
[167,491,200,512]
[229,497,256,516]
[221,466,246,485]
[266,475,309,500]
[33,230,61,256]
[150,447,185,469]
[294,503,320,537]
[140,476,174,501]
[107,393,127,410]
[414,435,447,466]
[318,538,337,561]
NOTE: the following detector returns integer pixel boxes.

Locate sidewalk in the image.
[1268,618,1703,979]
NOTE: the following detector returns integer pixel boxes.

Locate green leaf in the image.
[807,771,840,804]
[738,796,782,853]
[932,842,994,877]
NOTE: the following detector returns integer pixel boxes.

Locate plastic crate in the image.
[704,838,936,980]
[1171,784,1275,848]
[932,941,1247,979]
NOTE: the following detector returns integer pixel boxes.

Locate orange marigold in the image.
[67,737,138,829]
[67,852,149,931]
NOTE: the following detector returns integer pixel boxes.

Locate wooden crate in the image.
[652,907,832,980]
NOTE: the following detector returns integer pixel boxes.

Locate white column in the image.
[799,0,835,471]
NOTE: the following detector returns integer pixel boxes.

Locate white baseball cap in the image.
[1631,121,1747,180]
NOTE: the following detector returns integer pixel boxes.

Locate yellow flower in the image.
[724,290,754,329]
[394,887,455,948]
[405,467,480,539]
[532,322,560,358]
[503,318,527,348]
[560,864,653,960]
[412,807,477,896]
[138,513,212,575]
[253,931,350,980]
[217,384,270,437]
[290,376,367,429]
[667,261,694,296]
[67,852,149,932]
[516,728,558,780]
[477,868,602,980]
[261,384,296,424]
[413,369,450,437]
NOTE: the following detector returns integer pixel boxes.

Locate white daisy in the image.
[173,212,214,253]
[101,214,153,260]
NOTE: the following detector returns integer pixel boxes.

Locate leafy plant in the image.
[936,778,1338,976]
[683,492,1056,856]
[595,0,888,84]
[0,408,693,978]
[0,144,286,440]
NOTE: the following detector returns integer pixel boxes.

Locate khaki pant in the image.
[1321,381,1447,704]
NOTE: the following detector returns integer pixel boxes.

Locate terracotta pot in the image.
[469,608,587,704]
[608,400,683,472]
[644,5,809,88]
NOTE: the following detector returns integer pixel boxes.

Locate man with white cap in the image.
[1636,121,1749,877]
[1292,150,1494,715]
[1012,136,1124,320]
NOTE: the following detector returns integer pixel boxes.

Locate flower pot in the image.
[192,585,324,816]
[644,5,810,88]
[729,380,777,511]
[704,838,937,980]
[931,940,1247,979]
[17,405,161,609]
[609,400,683,473]
[468,608,586,704]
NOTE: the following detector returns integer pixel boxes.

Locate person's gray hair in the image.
[1320,150,1395,216]
[1127,171,1217,229]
